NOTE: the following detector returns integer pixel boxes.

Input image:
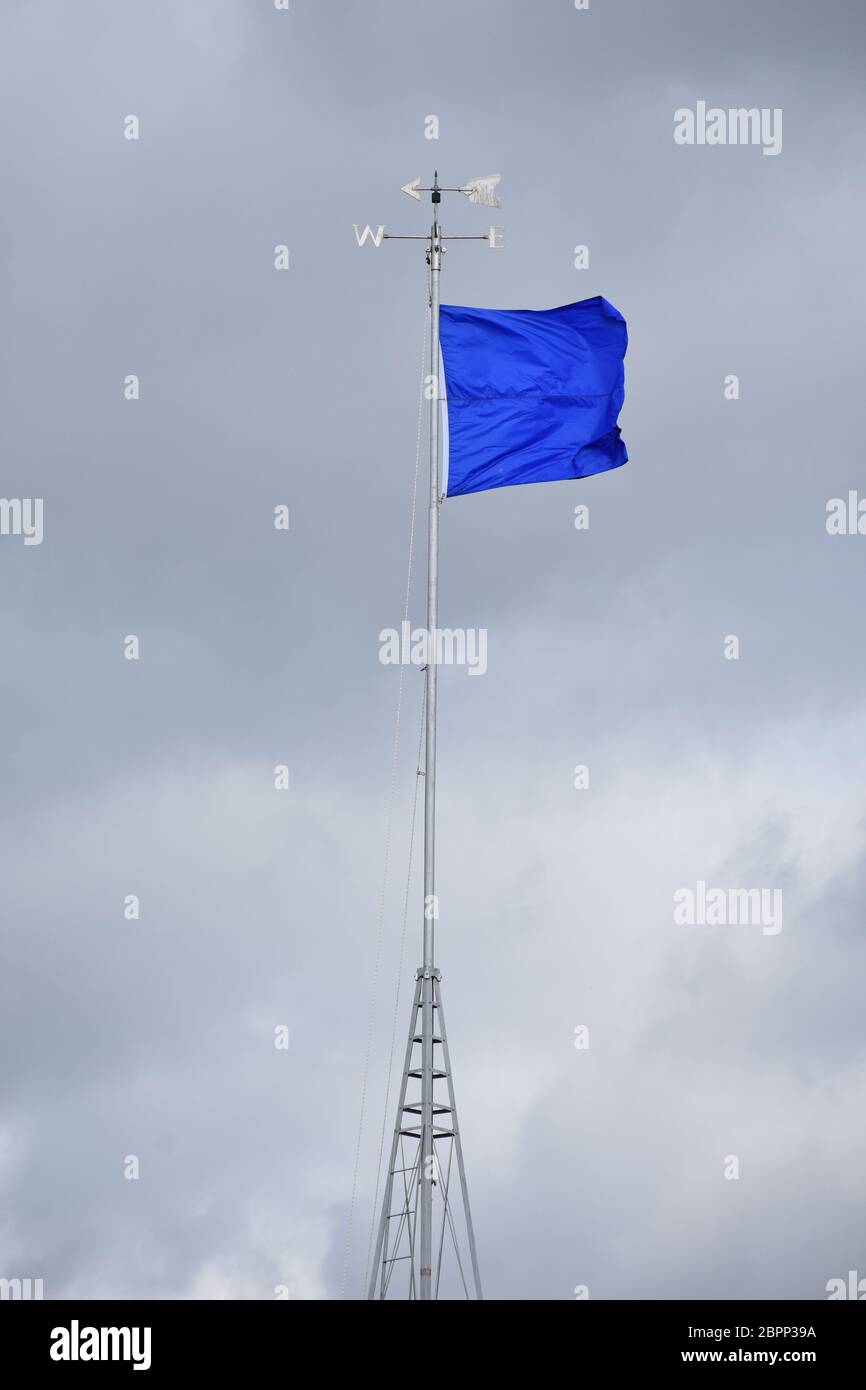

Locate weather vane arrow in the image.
[398,174,502,207]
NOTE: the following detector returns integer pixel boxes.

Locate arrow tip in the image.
[400,178,421,200]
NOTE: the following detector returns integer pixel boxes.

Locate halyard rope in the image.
[363,676,426,1293]
[340,282,431,1299]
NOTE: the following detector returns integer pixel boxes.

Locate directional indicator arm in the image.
[382,233,490,241]
[400,174,502,204]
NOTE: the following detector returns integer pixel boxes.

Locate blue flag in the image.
[439,296,628,498]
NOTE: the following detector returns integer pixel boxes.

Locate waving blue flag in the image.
[439,296,628,498]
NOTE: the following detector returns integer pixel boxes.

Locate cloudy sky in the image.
[1,0,864,1300]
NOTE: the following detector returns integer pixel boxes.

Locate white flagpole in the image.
[361,171,498,1299]
[418,170,442,1300]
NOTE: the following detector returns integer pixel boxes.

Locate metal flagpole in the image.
[419,171,442,1300]
[361,170,501,1300]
